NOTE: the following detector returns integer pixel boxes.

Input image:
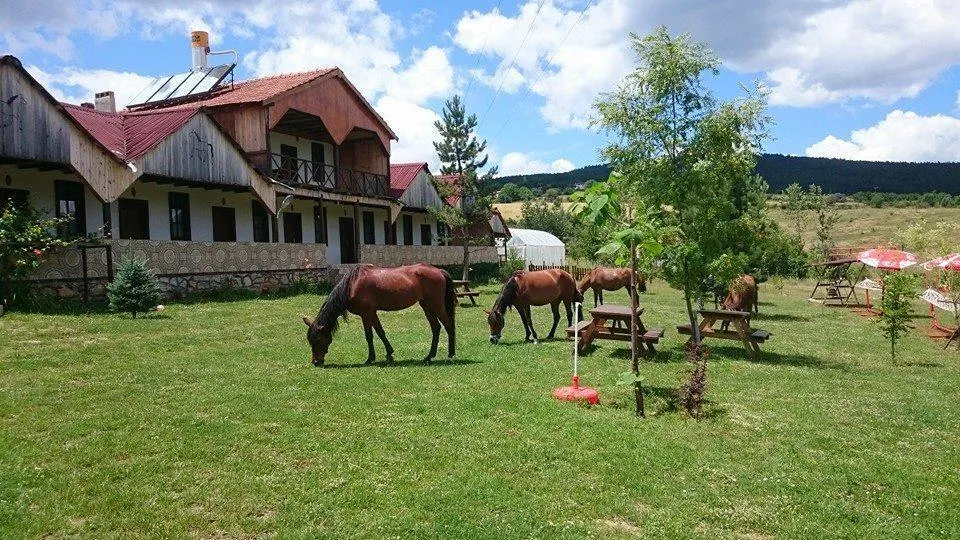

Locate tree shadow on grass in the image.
[708,345,849,370]
[320,358,481,370]
[901,361,945,368]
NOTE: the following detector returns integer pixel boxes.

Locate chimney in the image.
[80,102,95,109]
[191,30,210,71]
[94,91,116,113]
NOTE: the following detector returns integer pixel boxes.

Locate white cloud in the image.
[498,152,575,176]
[453,0,960,130]
[805,110,960,162]
[26,65,154,107]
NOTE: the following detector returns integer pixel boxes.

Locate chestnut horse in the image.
[577,266,646,307]
[720,274,759,330]
[302,264,455,366]
[487,269,582,344]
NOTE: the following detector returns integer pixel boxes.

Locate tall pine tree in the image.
[431,95,497,281]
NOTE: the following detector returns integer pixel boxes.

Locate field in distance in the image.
[494,200,960,249]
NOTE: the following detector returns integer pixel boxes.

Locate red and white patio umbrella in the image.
[857,248,918,271]
[923,253,960,272]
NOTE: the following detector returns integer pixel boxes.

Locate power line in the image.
[463,0,503,105]
[477,0,547,128]
[491,2,590,142]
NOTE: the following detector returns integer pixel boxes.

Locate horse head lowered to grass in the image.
[303,264,456,366]
[487,268,581,344]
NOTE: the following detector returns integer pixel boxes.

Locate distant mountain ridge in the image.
[494,154,960,195]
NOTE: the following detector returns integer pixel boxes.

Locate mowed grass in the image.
[2,281,959,538]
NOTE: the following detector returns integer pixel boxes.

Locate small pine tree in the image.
[107,258,162,318]
[877,272,920,362]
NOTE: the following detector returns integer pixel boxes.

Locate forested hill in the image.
[494,154,960,194]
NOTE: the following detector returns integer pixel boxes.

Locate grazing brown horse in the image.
[577,266,646,307]
[486,269,582,344]
[720,274,759,330]
[302,264,455,366]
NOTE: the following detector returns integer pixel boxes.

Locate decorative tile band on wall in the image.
[29,240,327,280]
[360,245,499,267]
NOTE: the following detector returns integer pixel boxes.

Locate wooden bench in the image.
[676,309,771,359]
[452,280,479,305]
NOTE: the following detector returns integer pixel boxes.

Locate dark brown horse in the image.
[486,269,582,344]
[577,266,646,307]
[720,274,759,330]
[302,264,455,366]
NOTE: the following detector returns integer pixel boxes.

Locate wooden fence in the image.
[527,264,593,281]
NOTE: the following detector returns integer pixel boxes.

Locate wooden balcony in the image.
[269,153,390,198]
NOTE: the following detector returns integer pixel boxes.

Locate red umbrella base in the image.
[553,376,599,405]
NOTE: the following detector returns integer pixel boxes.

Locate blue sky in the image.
[3,0,959,175]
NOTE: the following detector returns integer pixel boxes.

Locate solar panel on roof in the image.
[127,63,236,107]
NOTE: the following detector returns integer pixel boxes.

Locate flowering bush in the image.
[0,202,69,308]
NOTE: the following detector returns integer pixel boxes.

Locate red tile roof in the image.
[434,173,462,206]
[389,162,428,198]
[62,104,198,160]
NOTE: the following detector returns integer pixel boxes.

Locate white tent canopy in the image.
[502,228,566,267]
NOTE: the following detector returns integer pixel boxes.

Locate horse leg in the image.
[362,314,376,365]
[565,299,573,327]
[526,306,540,343]
[420,301,441,362]
[548,301,561,340]
[517,305,532,342]
[593,287,600,307]
[439,307,456,359]
[371,314,394,362]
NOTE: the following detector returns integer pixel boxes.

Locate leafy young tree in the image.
[877,272,920,362]
[496,183,533,203]
[589,27,770,349]
[807,184,838,261]
[515,199,574,242]
[431,95,497,281]
[107,258,162,318]
[781,182,808,241]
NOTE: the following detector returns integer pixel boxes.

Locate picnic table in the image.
[677,309,771,360]
[808,257,864,306]
[452,279,480,305]
[566,304,665,357]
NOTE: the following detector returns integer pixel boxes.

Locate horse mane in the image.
[313,265,365,334]
[493,274,520,314]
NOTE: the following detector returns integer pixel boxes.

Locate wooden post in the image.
[106,243,114,282]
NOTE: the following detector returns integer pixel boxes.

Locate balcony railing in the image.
[269,153,390,198]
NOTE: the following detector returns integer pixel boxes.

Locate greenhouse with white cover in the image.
[502,228,566,267]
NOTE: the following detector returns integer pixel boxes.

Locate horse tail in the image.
[442,269,456,327]
[441,269,456,355]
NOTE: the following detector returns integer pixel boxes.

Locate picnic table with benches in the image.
[808,257,864,306]
[566,304,665,357]
[452,279,480,305]
[677,309,771,360]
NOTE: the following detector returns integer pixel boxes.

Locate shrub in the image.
[107,258,162,318]
[877,272,920,362]
[0,201,69,309]
[498,249,525,282]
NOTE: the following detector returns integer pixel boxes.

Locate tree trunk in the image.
[461,228,470,282]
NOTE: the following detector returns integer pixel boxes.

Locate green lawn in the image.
[2,281,959,538]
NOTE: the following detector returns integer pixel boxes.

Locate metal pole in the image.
[630,238,638,375]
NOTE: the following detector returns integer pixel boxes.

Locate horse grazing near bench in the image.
[720,274,759,330]
[487,269,582,344]
[577,266,646,307]
[303,264,455,366]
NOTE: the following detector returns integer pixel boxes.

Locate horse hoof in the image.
[364,358,375,365]
[423,356,434,363]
